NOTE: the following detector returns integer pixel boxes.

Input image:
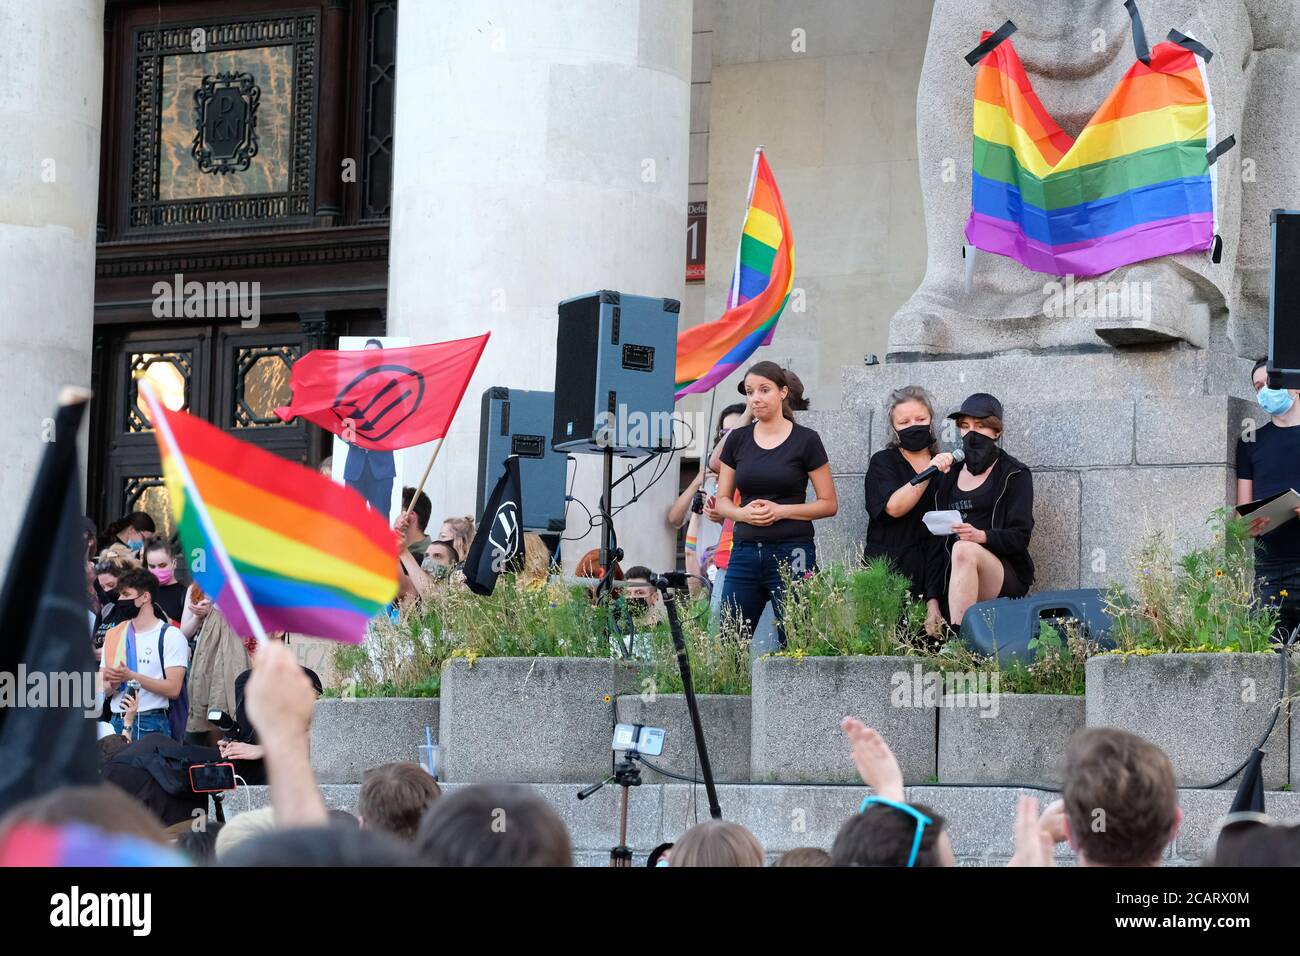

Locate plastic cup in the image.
[418,743,441,779]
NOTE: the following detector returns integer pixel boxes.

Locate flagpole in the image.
[403,429,448,520]
[140,381,270,647]
[728,145,764,310]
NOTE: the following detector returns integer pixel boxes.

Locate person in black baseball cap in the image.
[923,392,1035,635]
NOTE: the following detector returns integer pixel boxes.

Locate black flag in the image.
[463,456,524,596]
[1228,748,1266,814]
[0,391,99,815]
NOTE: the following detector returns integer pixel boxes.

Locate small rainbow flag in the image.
[675,149,793,399]
[966,31,1218,276]
[141,384,399,644]
[100,622,137,673]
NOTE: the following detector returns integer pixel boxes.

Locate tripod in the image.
[576,751,644,866]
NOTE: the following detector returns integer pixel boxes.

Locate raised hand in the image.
[841,717,904,801]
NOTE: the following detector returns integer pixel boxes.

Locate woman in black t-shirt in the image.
[713,361,837,646]
[863,385,956,635]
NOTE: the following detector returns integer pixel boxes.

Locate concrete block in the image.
[804,473,868,567]
[937,694,1084,788]
[1027,470,1080,592]
[904,785,1023,862]
[661,782,863,853]
[1136,396,1267,466]
[751,655,938,784]
[616,694,752,783]
[1171,788,1300,865]
[1079,466,1233,591]
[310,698,441,784]
[800,408,871,477]
[1086,653,1290,789]
[998,400,1134,469]
[440,657,639,783]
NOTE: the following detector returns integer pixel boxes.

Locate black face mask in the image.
[117,598,143,621]
[962,431,1000,475]
[896,424,933,453]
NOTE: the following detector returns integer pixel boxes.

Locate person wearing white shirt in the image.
[99,566,189,739]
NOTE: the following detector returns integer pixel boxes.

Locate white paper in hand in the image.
[922,510,963,536]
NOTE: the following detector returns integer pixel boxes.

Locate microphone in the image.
[909,448,964,486]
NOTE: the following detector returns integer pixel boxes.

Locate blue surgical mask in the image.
[128,538,144,552]
[1258,387,1295,417]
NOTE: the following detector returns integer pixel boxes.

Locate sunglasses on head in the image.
[859,795,933,867]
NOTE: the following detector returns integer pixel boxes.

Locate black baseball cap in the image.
[946,393,1004,421]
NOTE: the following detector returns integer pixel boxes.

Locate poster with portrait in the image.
[329,335,409,526]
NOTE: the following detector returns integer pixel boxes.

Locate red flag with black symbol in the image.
[274,334,489,451]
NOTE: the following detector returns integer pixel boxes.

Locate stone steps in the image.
[223,781,1300,867]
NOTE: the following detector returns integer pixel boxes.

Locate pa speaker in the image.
[477,387,567,534]
[958,589,1114,666]
[1268,210,1300,389]
[551,290,679,457]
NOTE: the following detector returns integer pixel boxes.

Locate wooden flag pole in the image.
[402,430,448,520]
[140,380,270,647]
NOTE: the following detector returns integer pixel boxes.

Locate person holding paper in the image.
[925,393,1035,632]
[863,385,957,636]
[1236,359,1300,639]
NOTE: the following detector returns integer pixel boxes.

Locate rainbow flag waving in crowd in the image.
[966,27,1222,276]
[141,384,399,644]
[675,148,793,399]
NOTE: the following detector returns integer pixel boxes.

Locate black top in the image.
[154,582,187,624]
[720,421,829,542]
[1236,422,1300,563]
[926,451,1035,601]
[863,447,935,596]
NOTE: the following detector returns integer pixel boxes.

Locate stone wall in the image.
[229,781,1300,866]
[805,349,1265,591]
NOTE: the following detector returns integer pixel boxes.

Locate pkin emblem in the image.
[192,72,261,175]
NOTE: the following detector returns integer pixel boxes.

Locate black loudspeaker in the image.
[477,387,567,534]
[1268,210,1300,389]
[551,290,680,457]
[958,589,1115,666]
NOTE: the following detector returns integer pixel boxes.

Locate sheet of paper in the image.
[922,509,963,536]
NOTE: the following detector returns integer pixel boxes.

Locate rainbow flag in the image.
[966,33,1218,276]
[100,622,137,673]
[142,386,399,644]
[675,150,793,398]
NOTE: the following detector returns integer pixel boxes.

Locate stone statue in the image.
[890,0,1297,362]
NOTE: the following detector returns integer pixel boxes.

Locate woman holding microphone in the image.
[712,361,837,647]
[863,386,956,636]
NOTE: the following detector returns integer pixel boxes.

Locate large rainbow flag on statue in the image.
[675,149,793,399]
[141,385,399,644]
[966,30,1221,276]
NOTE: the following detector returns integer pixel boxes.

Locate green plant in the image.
[933,619,1094,696]
[639,597,751,696]
[1104,511,1280,654]
[777,558,929,657]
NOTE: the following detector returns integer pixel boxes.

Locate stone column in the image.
[386,0,693,573]
[0,2,103,577]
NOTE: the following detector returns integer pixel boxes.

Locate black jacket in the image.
[924,451,1035,603]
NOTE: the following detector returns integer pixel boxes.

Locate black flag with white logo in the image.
[464,456,524,596]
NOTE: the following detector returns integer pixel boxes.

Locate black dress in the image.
[863,446,936,598]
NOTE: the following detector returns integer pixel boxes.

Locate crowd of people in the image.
[26,354,1294,869]
[2,640,1295,866]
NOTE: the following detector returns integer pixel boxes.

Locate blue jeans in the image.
[719,539,816,649]
[711,568,779,658]
[113,709,171,740]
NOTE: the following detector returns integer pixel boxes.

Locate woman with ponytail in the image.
[711,361,837,646]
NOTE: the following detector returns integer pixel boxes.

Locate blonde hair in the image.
[215,807,277,860]
[670,819,764,867]
[440,516,475,562]
[518,533,552,588]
